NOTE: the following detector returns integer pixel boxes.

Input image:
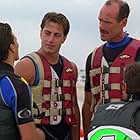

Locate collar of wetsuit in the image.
[106,33,130,49]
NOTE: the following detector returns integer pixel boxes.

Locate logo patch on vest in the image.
[18,108,32,119]
[105,104,125,110]
[66,68,73,72]
[120,54,130,59]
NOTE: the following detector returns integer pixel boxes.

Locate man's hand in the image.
[36,128,46,140]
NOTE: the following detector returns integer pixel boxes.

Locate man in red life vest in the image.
[15,12,80,140]
[82,0,140,139]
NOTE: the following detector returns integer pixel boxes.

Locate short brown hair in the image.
[105,0,130,22]
[124,62,140,93]
[40,12,70,36]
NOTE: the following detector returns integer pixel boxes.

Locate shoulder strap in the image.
[26,52,44,81]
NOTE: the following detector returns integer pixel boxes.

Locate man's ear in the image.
[122,82,128,100]
[120,17,128,28]
[124,83,128,93]
[62,35,67,44]
[9,44,15,53]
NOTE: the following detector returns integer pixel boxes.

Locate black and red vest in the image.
[90,39,140,105]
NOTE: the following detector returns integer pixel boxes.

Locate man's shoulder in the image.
[90,44,104,55]
[16,52,35,67]
[61,55,77,67]
[129,38,140,47]
[0,71,27,91]
[0,71,17,81]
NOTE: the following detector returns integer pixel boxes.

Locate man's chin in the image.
[100,35,108,42]
[15,57,19,61]
[101,38,107,42]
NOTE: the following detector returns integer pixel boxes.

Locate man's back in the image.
[88,101,140,140]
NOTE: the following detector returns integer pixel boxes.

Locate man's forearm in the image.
[72,105,80,140]
[82,103,92,140]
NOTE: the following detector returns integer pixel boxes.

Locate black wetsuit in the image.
[89,100,140,137]
[0,61,33,140]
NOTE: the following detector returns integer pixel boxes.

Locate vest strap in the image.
[27,52,44,80]
[44,108,72,116]
[43,94,71,101]
[40,79,75,88]
[91,83,120,95]
[90,66,120,77]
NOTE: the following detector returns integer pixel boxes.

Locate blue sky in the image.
[1,0,140,69]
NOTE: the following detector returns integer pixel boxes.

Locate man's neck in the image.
[2,59,14,67]
[37,50,60,64]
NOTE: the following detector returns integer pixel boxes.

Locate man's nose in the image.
[48,34,54,42]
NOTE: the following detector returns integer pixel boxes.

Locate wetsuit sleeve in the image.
[0,76,33,125]
[84,53,92,92]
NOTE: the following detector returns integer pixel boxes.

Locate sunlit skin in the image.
[98,2,127,42]
[39,21,66,64]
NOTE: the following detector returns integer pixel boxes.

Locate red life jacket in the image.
[90,39,140,105]
[27,52,76,125]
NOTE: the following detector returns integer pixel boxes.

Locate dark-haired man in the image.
[0,22,45,140]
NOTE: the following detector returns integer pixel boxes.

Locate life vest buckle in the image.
[33,102,45,119]
[103,84,111,90]
[58,94,65,101]
[55,79,63,87]
[102,66,110,74]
